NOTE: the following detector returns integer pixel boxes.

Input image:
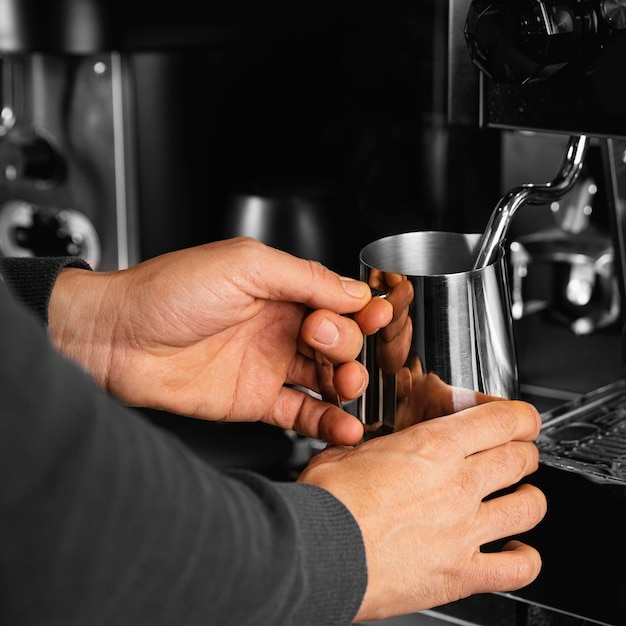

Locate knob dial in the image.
[465,0,604,84]
[0,201,101,268]
[601,0,626,29]
[0,131,65,186]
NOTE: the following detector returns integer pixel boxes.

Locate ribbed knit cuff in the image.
[0,256,92,327]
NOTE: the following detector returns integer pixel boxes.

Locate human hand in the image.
[48,237,392,445]
[298,400,546,621]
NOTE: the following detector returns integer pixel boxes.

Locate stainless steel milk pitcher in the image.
[358,231,518,437]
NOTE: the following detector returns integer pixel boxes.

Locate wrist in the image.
[48,267,119,390]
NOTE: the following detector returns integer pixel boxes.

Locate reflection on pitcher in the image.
[368,270,413,376]
[393,356,500,432]
[358,232,519,438]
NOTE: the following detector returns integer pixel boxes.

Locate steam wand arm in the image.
[472,135,590,271]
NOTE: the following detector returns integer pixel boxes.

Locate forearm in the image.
[0,281,367,626]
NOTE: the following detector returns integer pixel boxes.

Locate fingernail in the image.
[314,317,340,345]
[357,369,367,395]
[341,278,369,299]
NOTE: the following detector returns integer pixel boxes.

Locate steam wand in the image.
[472,134,590,271]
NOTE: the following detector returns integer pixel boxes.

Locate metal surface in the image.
[0,53,138,269]
[509,232,619,334]
[602,138,626,345]
[538,380,626,483]
[541,136,626,440]
[446,1,626,622]
[487,136,626,625]
[473,135,590,270]
[358,231,518,435]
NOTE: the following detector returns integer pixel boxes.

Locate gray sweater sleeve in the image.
[0,256,92,326]
[0,272,367,625]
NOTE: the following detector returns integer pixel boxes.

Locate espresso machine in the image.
[4,2,626,623]
[433,1,626,624]
[0,0,164,270]
[0,0,357,270]
[0,0,294,269]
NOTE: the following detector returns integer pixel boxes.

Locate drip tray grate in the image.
[537,380,626,484]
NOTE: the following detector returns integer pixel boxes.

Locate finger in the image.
[315,404,364,445]
[287,353,368,402]
[421,400,542,458]
[266,385,364,445]
[446,386,502,413]
[470,540,543,593]
[333,361,368,401]
[301,310,365,362]
[352,297,393,336]
[477,483,547,545]
[468,441,540,498]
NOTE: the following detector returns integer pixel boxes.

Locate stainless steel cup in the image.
[358,231,518,437]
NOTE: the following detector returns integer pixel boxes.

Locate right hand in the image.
[48,238,392,445]
[298,400,546,622]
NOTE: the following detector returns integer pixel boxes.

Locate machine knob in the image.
[465,0,605,83]
[0,132,64,186]
[0,201,101,268]
[601,0,626,29]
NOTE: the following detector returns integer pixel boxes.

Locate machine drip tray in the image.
[497,379,626,625]
[537,379,626,484]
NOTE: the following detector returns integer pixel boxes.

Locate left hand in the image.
[299,400,546,621]
[48,238,392,445]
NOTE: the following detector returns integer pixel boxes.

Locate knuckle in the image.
[304,258,329,287]
[417,422,457,456]
[232,235,263,255]
[518,483,548,523]
[491,555,535,591]
[489,400,541,439]
[498,485,546,531]
[489,403,522,438]
[498,441,539,480]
